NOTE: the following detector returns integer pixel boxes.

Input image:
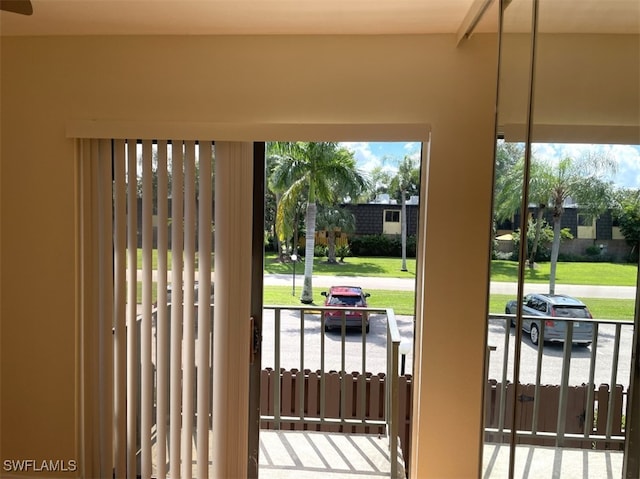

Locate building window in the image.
[577,213,595,239]
[577,214,593,227]
[383,209,401,235]
[385,210,400,223]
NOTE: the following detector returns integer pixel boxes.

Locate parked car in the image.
[321,286,371,333]
[505,293,594,346]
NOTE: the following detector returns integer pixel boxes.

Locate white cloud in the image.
[341,142,379,172]
[404,142,417,151]
[532,142,640,188]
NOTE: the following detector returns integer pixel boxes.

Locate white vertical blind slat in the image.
[126,139,139,479]
[156,140,169,479]
[170,141,185,478]
[97,139,115,478]
[113,139,127,478]
[181,140,197,479]
[141,140,154,478]
[212,142,253,477]
[197,141,213,479]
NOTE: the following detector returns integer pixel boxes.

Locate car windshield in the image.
[553,306,590,318]
[329,295,363,306]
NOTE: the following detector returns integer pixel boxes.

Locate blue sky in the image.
[340,142,422,174]
[342,141,640,189]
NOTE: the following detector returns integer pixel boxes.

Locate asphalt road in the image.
[260,309,414,376]
[486,319,634,388]
[261,275,636,388]
[259,308,634,389]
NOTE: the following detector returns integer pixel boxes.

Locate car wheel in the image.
[530,323,540,346]
[324,325,331,332]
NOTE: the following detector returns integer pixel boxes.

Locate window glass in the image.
[384,210,400,222]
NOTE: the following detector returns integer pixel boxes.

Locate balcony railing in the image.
[260,305,402,479]
[485,313,632,449]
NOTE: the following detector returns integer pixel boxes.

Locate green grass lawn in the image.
[138,250,636,287]
[490,260,637,287]
[264,253,417,278]
[266,254,637,287]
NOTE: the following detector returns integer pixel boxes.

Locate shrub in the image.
[511,220,573,262]
[558,252,614,263]
[313,244,328,257]
[336,244,351,262]
[585,245,602,257]
[349,234,416,257]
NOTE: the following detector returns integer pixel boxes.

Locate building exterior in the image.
[498,207,634,261]
[345,203,420,238]
[1,2,638,478]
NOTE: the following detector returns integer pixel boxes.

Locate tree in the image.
[494,143,551,267]
[545,153,617,293]
[493,142,525,221]
[612,187,640,261]
[366,165,394,202]
[316,205,356,264]
[268,142,370,303]
[389,155,420,271]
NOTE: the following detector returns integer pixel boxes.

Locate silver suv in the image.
[505,293,593,346]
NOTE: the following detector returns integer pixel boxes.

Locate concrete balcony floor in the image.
[151,430,623,478]
[260,434,624,479]
[151,429,405,478]
[483,443,623,478]
[259,430,405,479]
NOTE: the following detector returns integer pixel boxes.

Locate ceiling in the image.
[0,0,638,37]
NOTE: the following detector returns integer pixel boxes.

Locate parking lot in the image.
[259,309,634,389]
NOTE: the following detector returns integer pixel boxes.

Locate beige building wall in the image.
[1,32,637,478]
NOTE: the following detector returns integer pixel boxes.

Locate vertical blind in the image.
[87,138,215,478]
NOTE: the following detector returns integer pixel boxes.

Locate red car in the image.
[321,286,371,333]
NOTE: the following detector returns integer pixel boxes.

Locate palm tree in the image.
[389,156,420,271]
[316,205,356,264]
[546,153,616,293]
[494,149,552,267]
[268,142,369,303]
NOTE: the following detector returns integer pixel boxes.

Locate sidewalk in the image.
[264,274,636,299]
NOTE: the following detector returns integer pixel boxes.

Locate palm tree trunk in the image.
[528,206,545,267]
[549,215,562,294]
[401,190,408,271]
[327,230,337,264]
[275,192,286,262]
[301,201,317,304]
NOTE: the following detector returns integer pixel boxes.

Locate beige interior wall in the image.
[499,33,640,143]
[1,31,635,478]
